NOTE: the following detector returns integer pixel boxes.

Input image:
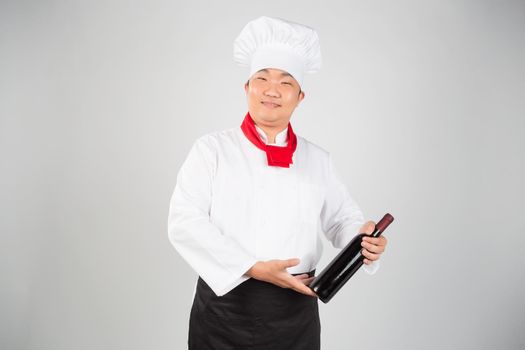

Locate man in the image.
[168,16,388,350]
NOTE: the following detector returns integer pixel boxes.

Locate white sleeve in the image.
[167,137,258,296]
[320,154,380,275]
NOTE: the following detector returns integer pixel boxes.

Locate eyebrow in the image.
[256,69,293,78]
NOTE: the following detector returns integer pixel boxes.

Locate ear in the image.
[297,90,305,104]
[244,81,249,94]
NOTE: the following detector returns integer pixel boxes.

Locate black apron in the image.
[188,273,320,350]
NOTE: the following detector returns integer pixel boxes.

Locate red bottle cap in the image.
[376,213,394,232]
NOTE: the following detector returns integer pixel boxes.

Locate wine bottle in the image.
[309,213,394,303]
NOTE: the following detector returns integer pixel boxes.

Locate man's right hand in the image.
[245,259,317,297]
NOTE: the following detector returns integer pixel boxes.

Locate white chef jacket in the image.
[168,125,379,296]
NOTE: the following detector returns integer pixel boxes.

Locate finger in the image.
[292,273,316,287]
[301,277,315,286]
[292,282,317,297]
[298,287,317,297]
[362,236,387,247]
[361,248,380,261]
[293,274,310,280]
[294,274,314,282]
[361,240,385,254]
[280,258,300,269]
[360,221,376,235]
[286,276,316,295]
[363,258,372,265]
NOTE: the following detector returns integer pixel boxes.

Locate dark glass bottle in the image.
[309,213,394,303]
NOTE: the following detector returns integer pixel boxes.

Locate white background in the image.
[1,0,524,349]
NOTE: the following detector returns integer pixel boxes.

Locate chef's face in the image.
[244,68,305,128]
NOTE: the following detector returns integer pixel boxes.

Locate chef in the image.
[168,16,388,350]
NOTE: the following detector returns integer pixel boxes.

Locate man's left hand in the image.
[359,221,388,265]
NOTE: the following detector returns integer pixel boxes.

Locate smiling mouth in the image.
[261,101,281,108]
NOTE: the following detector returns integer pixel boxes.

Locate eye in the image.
[281,81,293,86]
[256,77,267,81]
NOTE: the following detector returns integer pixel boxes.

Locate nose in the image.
[263,82,281,98]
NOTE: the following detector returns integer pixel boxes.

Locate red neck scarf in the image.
[240,112,297,168]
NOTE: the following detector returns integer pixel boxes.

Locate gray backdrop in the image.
[1,0,524,349]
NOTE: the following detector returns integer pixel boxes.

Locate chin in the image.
[262,117,286,127]
[258,111,286,123]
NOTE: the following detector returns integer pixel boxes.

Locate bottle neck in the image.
[371,228,382,238]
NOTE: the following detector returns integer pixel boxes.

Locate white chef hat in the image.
[233,16,322,87]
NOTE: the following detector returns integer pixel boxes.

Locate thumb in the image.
[361,221,376,235]
[283,258,300,268]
